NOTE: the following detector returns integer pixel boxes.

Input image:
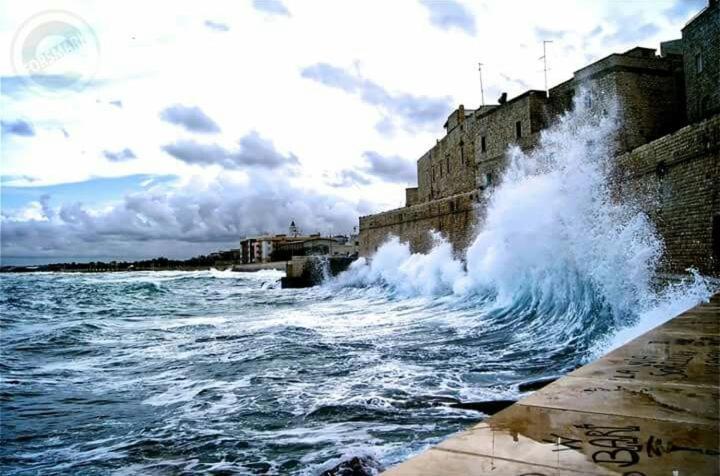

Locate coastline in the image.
[383,294,720,475]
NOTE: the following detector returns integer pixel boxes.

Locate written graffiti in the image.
[539,423,718,473]
[612,351,696,380]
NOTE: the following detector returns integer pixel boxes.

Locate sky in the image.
[0,0,707,262]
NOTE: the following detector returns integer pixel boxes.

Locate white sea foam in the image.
[337,91,714,347]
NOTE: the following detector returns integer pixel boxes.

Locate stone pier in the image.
[384,294,720,475]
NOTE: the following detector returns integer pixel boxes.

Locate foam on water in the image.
[336,90,714,350]
[2,91,716,476]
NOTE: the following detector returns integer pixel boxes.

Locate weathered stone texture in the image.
[683,1,720,122]
[615,114,720,275]
[361,117,719,275]
[475,91,546,190]
[358,191,482,257]
[422,107,478,202]
[405,187,419,207]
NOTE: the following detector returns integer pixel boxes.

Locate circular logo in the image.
[10,10,100,95]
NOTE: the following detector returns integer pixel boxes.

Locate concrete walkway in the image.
[384,294,720,475]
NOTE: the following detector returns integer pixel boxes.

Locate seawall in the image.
[360,114,720,276]
[383,294,720,475]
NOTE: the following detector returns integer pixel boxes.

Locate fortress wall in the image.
[358,191,482,257]
[615,114,720,275]
[359,116,720,276]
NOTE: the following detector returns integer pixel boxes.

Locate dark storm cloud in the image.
[419,0,476,35]
[362,151,416,184]
[1,171,372,260]
[162,131,299,170]
[1,119,35,137]
[159,104,221,133]
[103,148,137,162]
[204,20,230,31]
[301,63,452,132]
[252,0,290,16]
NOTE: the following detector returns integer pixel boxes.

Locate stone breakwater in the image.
[383,293,720,475]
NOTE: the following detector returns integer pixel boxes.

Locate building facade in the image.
[359,0,720,276]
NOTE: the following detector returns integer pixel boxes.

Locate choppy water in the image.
[0,269,572,474]
[0,268,711,475]
[1,91,715,474]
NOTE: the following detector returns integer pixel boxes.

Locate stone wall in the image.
[547,47,685,153]
[421,112,478,202]
[615,114,720,275]
[683,1,720,123]
[359,115,720,276]
[405,187,419,207]
[358,191,482,257]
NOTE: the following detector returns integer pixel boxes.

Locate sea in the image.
[1,92,715,475]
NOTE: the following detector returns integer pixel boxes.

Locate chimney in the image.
[458,104,465,123]
[498,92,507,105]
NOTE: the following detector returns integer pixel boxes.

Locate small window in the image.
[515,121,522,139]
[696,53,703,74]
[584,95,592,109]
[446,155,450,173]
[481,136,487,153]
[459,141,465,165]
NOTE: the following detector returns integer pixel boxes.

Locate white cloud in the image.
[0,0,695,259]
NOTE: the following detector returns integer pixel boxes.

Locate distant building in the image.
[240,223,358,264]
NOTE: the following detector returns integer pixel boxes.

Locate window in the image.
[459,141,465,165]
[486,173,493,186]
[696,53,703,74]
[515,121,522,139]
[481,136,486,153]
[446,155,450,173]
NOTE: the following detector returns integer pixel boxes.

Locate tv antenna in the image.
[478,62,485,106]
[540,40,553,95]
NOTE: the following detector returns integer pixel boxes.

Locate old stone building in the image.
[683,0,720,123]
[359,0,720,276]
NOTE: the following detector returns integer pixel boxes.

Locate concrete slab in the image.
[382,448,602,476]
[520,377,719,425]
[448,404,718,475]
[568,330,720,387]
[382,296,720,475]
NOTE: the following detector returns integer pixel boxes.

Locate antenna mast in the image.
[478,62,485,106]
[540,40,553,95]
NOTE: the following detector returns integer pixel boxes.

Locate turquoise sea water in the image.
[0,268,641,474]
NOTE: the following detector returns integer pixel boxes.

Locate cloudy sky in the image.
[0,0,705,263]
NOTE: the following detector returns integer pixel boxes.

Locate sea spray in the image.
[335,91,713,345]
